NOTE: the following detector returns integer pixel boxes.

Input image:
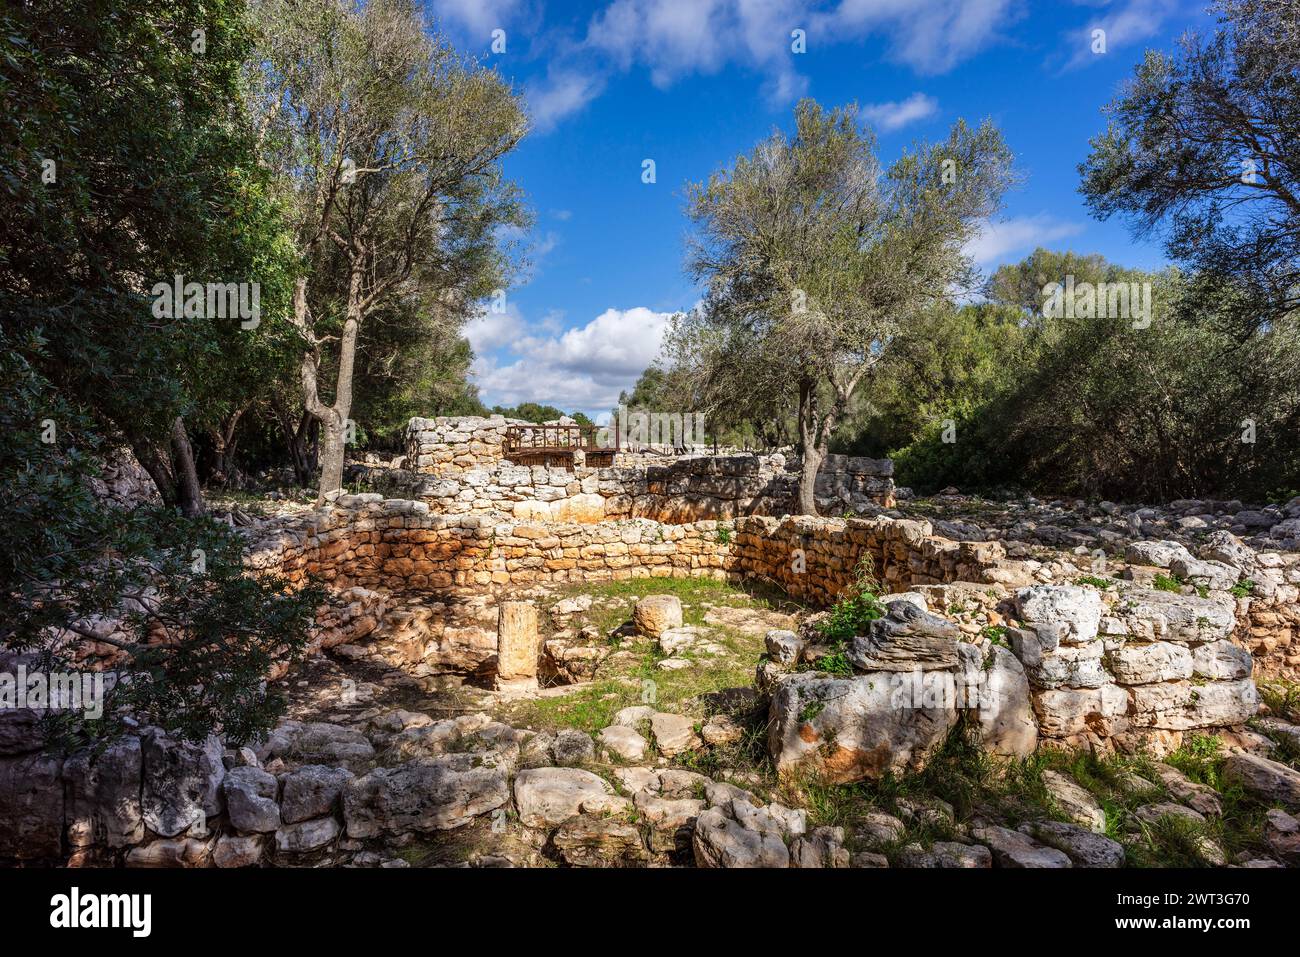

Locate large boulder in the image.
[65,736,144,849]
[140,731,225,838]
[513,767,626,827]
[1109,590,1236,643]
[223,766,281,834]
[769,671,959,784]
[343,754,510,837]
[280,765,355,824]
[972,644,1038,758]
[692,806,789,868]
[1128,677,1258,730]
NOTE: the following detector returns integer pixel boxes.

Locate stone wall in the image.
[243,497,1022,599]
[361,449,894,525]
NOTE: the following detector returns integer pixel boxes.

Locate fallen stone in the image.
[513,767,625,827]
[1022,820,1124,868]
[1041,770,1106,832]
[649,712,701,756]
[552,816,649,867]
[634,595,683,638]
[597,725,648,762]
[550,729,596,767]
[692,807,788,868]
[973,825,1072,868]
[1222,753,1300,807]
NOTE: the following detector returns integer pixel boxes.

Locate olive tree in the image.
[1080,0,1300,332]
[674,100,1012,514]
[248,0,527,499]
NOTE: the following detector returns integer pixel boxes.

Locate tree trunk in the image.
[296,270,362,503]
[131,419,205,517]
[207,408,243,487]
[796,377,821,516]
[169,417,206,518]
[318,418,347,500]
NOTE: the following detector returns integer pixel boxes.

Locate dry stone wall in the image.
[244,498,1022,599]
[397,415,895,520]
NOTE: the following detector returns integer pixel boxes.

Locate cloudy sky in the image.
[433,0,1210,416]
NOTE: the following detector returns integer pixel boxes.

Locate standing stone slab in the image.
[496,601,540,690]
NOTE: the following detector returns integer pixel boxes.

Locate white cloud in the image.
[818,0,1016,74]
[964,214,1086,269]
[1060,0,1181,70]
[429,0,526,37]
[471,305,675,412]
[529,69,606,132]
[464,300,526,355]
[511,0,1018,132]
[862,92,939,132]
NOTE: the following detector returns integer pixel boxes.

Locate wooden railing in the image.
[503,424,617,468]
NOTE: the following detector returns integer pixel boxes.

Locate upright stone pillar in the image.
[496,601,540,690]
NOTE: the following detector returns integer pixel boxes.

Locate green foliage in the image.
[1075,575,1114,589]
[1153,573,1183,593]
[816,592,885,642]
[0,331,323,746]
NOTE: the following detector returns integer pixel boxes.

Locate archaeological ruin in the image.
[4,413,1300,871]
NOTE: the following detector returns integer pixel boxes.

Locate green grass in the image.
[1153,572,1183,593]
[503,575,773,735]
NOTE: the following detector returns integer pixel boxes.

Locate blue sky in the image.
[427,0,1216,416]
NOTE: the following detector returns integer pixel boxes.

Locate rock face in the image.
[0,752,64,860]
[634,595,683,637]
[974,644,1038,758]
[343,754,510,837]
